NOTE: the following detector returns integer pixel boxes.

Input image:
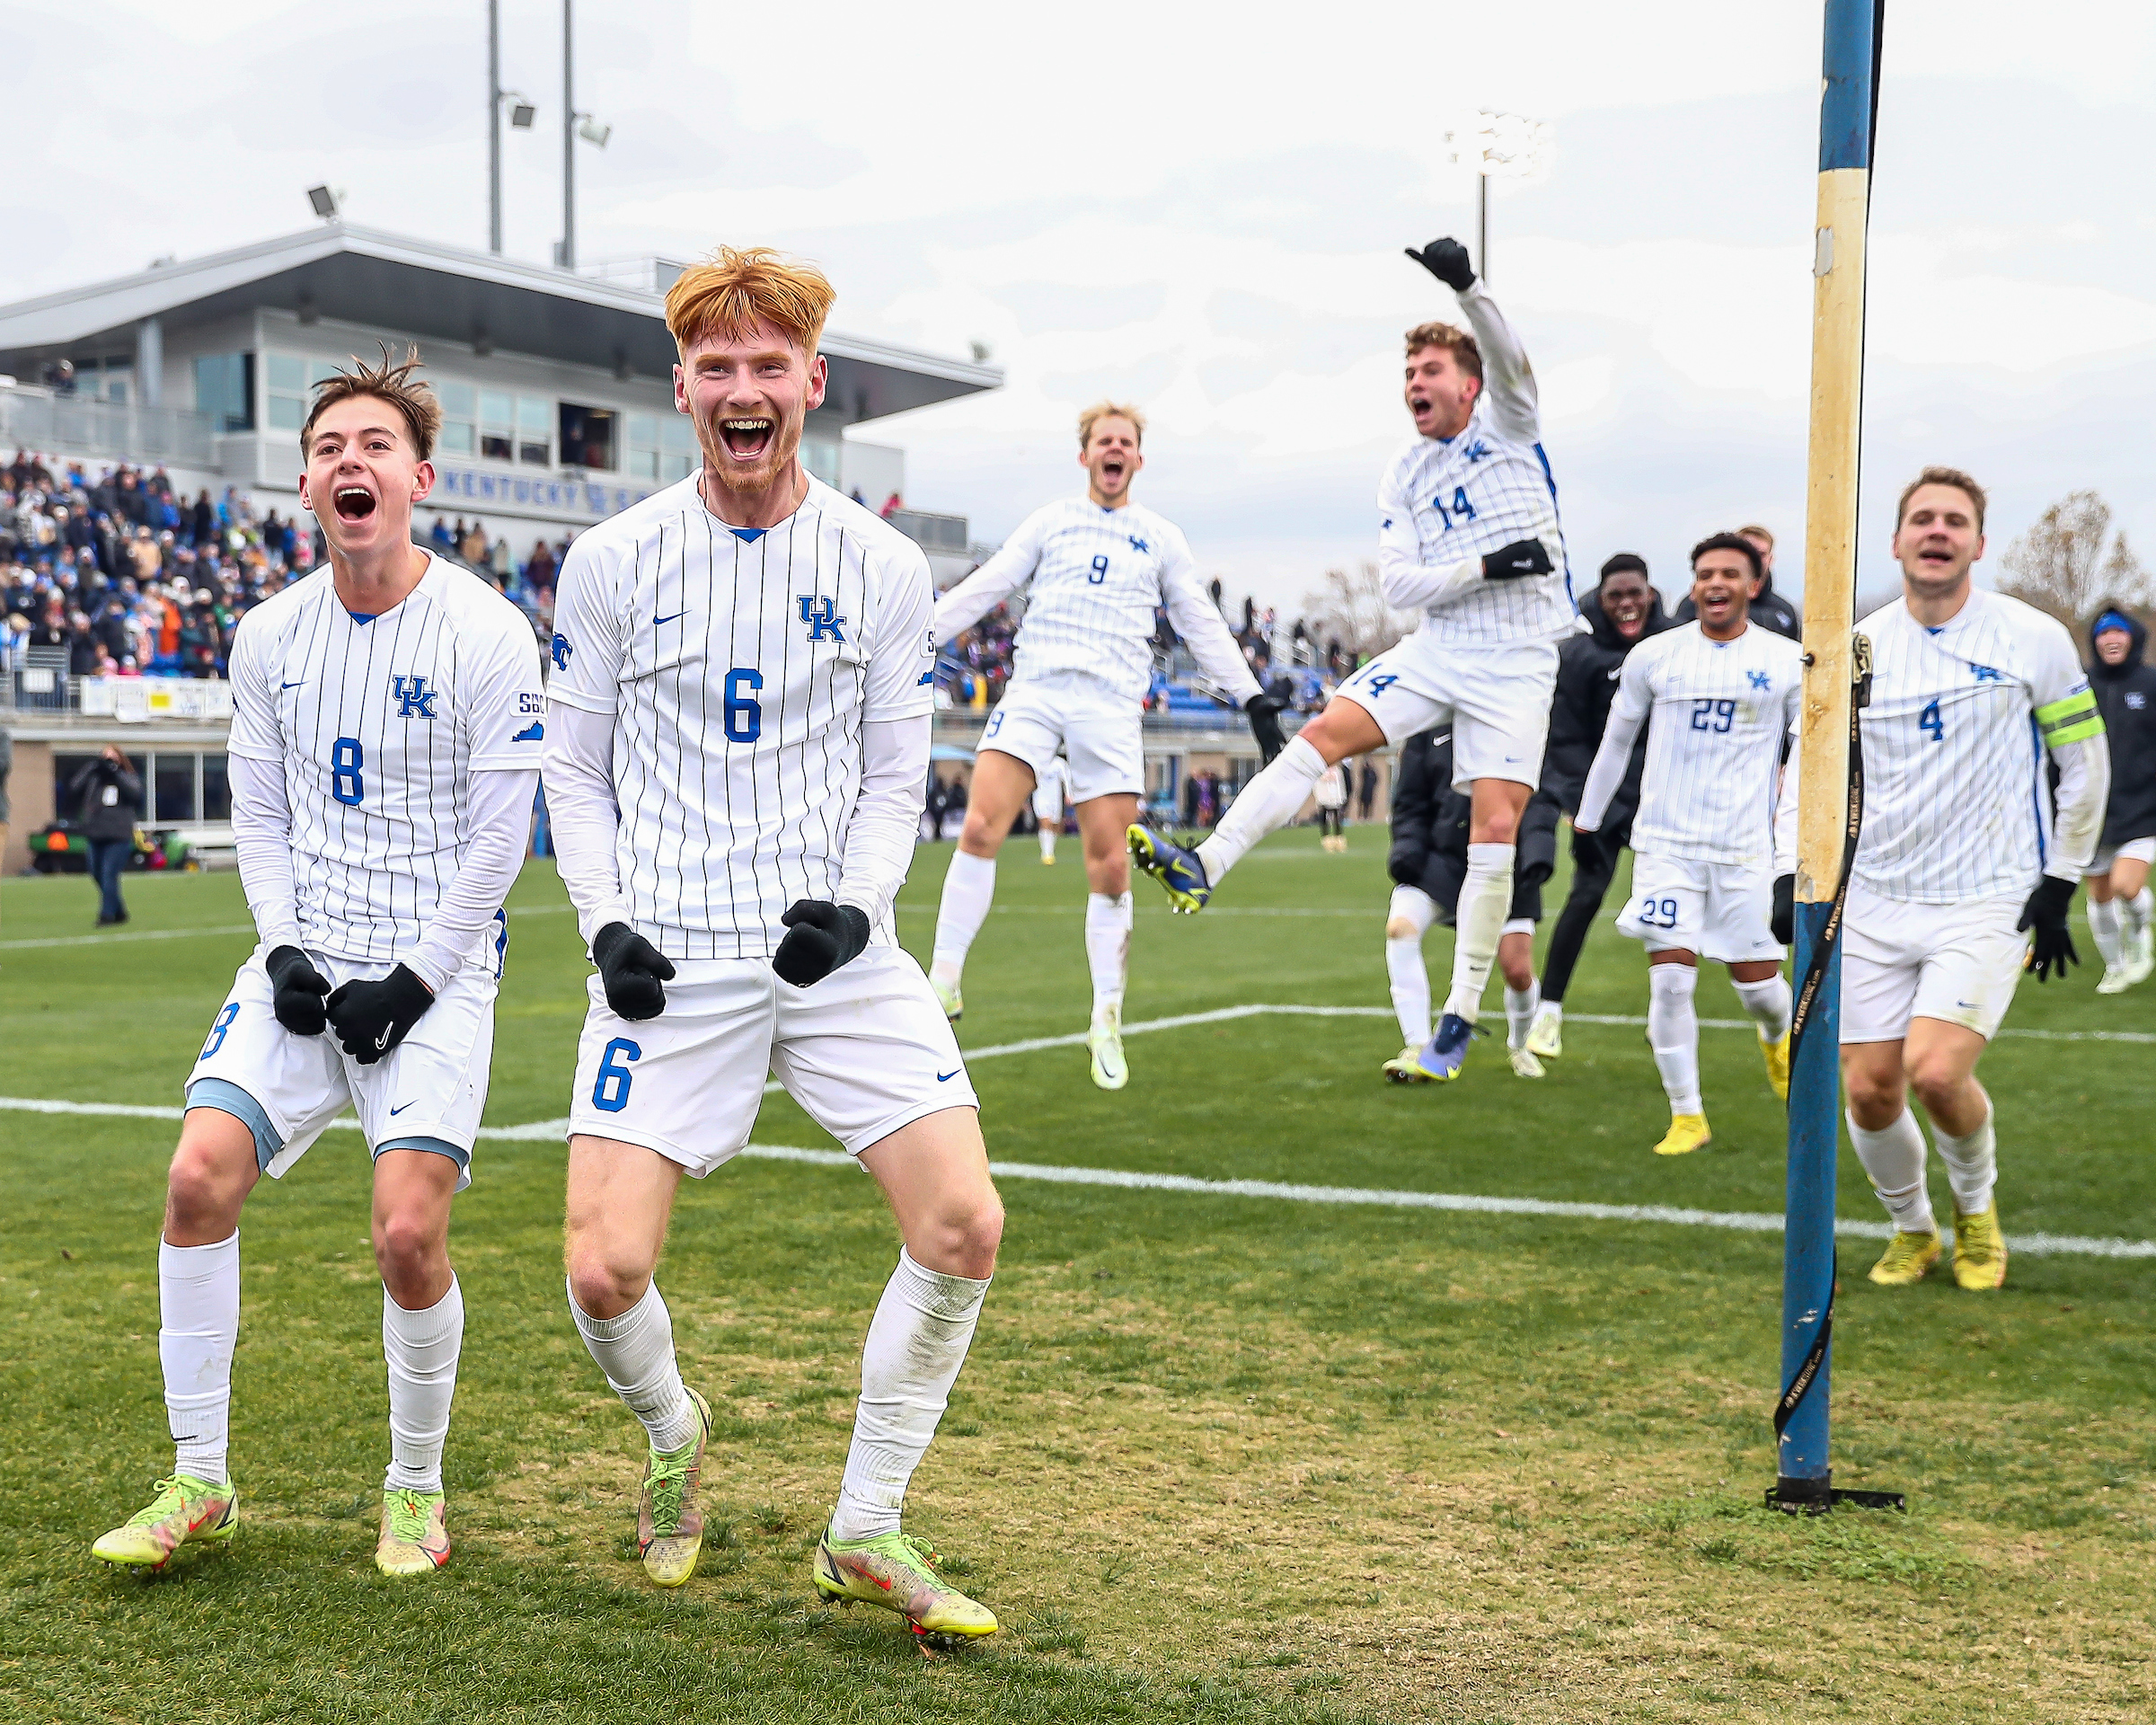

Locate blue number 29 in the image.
[331,737,364,805]
[1918,699,1943,742]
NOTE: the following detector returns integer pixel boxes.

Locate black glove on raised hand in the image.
[1569,826,1611,876]
[592,921,676,1022]
[1244,691,1290,764]
[1404,236,1476,292]
[2018,874,2080,982]
[324,964,434,1065]
[1483,539,1554,581]
[773,900,871,988]
[264,943,331,1037]
[1771,873,1796,948]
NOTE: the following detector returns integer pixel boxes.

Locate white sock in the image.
[161,1232,240,1485]
[2126,889,2154,942]
[1847,1106,1935,1233]
[1647,962,1702,1115]
[1385,885,1436,1048]
[1196,734,1326,883]
[830,1249,990,1542]
[569,1279,699,1452]
[1505,980,1542,1050]
[1732,973,1792,1042]
[1442,843,1514,1023]
[2089,895,2125,969]
[384,1277,464,1493]
[929,851,996,986]
[1038,825,1056,862]
[1085,891,1133,1015]
[1934,1101,1998,1216]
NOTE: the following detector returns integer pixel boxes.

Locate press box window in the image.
[559,402,616,472]
[193,353,256,434]
[268,356,355,438]
[436,381,476,456]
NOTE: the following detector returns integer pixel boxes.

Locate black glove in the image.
[773,900,871,988]
[592,921,676,1022]
[1483,539,1554,581]
[1244,691,1290,764]
[1404,236,1475,292]
[2017,874,2080,982]
[323,964,434,1065]
[1570,826,1611,876]
[1771,873,1795,947]
[264,943,331,1037]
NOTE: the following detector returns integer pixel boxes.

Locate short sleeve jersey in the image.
[545,474,935,959]
[225,554,545,960]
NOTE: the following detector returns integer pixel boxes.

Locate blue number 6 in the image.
[592,1038,641,1112]
[723,668,763,743]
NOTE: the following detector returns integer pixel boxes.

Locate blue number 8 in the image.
[723,668,763,743]
[592,1038,641,1111]
[1088,553,1109,585]
[331,737,364,805]
[199,1002,239,1061]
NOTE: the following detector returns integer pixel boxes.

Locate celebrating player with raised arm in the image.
[926,402,1286,1089]
[1131,237,1574,1084]
[93,353,544,1579]
[541,249,1003,1641]
[1773,468,2108,1290]
[1576,535,1802,1156]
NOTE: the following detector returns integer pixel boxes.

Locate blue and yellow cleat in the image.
[1127,827,1211,914]
[1413,1013,1478,1081]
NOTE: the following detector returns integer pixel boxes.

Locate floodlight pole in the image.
[488,0,502,254]
[1477,173,1489,283]
[1775,0,1886,1516]
[560,0,576,271]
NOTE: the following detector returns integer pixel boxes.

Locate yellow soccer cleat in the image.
[1952,1204,2009,1290]
[638,1387,712,1588]
[1087,1004,1127,1091]
[1653,1113,1711,1157]
[1761,1030,1790,1101]
[1525,1006,1563,1060]
[814,1529,999,1643]
[1507,1046,1546,1080]
[929,974,963,1023]
[92,1474,238,1570]
[376,1489,449,1576]
[1867,1230,1942,1287]
[1382,1047,1432,1084]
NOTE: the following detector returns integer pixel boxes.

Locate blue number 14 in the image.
[1918,699,1943,742]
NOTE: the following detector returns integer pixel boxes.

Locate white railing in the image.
[0,385,218,467]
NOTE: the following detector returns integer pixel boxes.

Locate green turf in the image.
[4,837,2152,1722]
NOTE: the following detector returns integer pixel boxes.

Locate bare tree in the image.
[1299,562,1410,662]
[1999,491,2152,635]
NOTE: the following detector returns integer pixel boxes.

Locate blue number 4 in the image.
[1919,699,1944,742]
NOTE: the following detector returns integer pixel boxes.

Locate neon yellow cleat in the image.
[1507,1046,1545,1079]
[1087,1004,1127,1091]
[1761,1030,1791,1101]
[814,1529,999,1641]
[638,1387,712,1588]
[1952,1204,2009,1290]
[1382,1047,1432,1084]
[1868,1230,1942,1286]
[92,1474,238,1570]
[376,1488,449,1576]
[929,974,963,1023]
[1654,1113,1711,1156]
[1525,1006,1562,1060]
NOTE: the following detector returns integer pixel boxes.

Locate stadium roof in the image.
[0,224,1001,423]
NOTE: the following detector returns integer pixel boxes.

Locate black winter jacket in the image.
[2090,606,2156,848]
[1672,572,1801,641]
[70,756,143,842]
[1539,588,1672,822]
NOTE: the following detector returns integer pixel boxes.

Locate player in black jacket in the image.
[2085,604,2156,994]
[1670,525,1799,641]
[1383,730,1558,1080]
[1523,556,1669,1057]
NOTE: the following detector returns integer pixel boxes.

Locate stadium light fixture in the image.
[1444,110,1553,283]
[576,115,611,147]
[306,184,340,221]
[508,94,537,129]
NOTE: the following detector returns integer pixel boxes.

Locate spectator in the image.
[70,745,142,924]
[880,491,902,520]
[1357,760,1379,822]
[526,537,558,591]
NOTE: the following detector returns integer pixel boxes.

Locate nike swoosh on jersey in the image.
[936,1068,961,1082]
[653,612,687,625]
[282,679,306,689]
[389,1101,414,1115]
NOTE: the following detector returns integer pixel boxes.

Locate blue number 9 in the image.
[1089,553,1109,585]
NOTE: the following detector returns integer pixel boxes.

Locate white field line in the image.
[0,902,578,953]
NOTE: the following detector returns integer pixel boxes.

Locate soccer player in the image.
[1576,535,1801,1155]
[92,352,544,1578]
[1130,236,1573,1084]
[1524,554,1669,1058]
[2084,606,2156,993]
[1383,729,1554,1081]
[926,402,1286,1090]
[1774,468,2108,1289]
[542,248,1003,1640]
[1032,755,1066,864]
[1314,757,1349,851]
[1671,523,1801,641]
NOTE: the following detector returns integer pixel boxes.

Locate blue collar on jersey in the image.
[729,526,766,543]
[347,611,376,624]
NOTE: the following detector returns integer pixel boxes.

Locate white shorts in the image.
[980,672,1142,803]
[1333,636,1560,789]
[567,943,978,1176]
[1616,853,1784,965]
[185,938,502,1190]
[1840,881,2028,1045]
[2090,836,2156,875]
[1031,770,1065,822]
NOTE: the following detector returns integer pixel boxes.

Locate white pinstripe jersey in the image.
[1597,622,1802,864]
[934,498,1260,706]
[1852,591,2097,902]
[545,474,935,960]
[225,554,545,960]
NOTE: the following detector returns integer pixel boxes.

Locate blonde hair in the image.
[1403,321,1483,383]
[1077,400,1145,451]
[1736,524,1774,548]
[664,246,835,358]
[301,344,442,461]
[1897,465,1988,533]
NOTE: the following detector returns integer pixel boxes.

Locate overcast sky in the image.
[10,0,2155,613]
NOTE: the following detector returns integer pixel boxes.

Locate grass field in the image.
[4,833,2154,1724]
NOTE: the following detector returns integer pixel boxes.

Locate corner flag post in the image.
[1774,0,1886,1514]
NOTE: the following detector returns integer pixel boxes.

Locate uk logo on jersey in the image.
[1127,534,1150,554]
[391,675,438,720]
[1747,670,1772,690]
[551,632,573,671]
[798,594,846,642]
[1461,439,1491,464]
[1971,663,2005,682]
